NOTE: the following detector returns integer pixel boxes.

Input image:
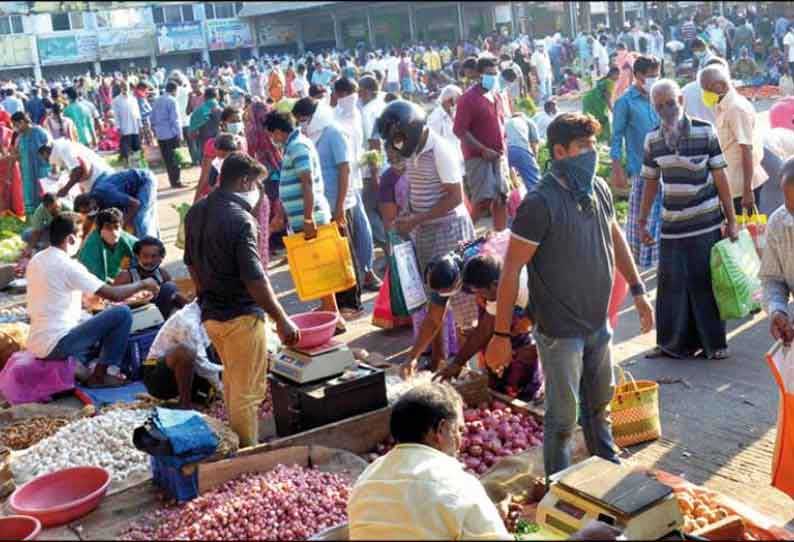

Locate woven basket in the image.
[610,367,661,448]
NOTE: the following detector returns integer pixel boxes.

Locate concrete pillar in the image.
[296,19,306,54]
[408,5,416,42]
[332,13,343,50]
[617,2,626,27]
[30,36,42,82]
[149,53,157,69]
[457,2,465,41]
[93,60,102,76]
[366,8,375,49]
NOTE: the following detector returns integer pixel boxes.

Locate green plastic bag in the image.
[172,203,192,251]
[710,229,762,320]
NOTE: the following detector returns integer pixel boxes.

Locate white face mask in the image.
[237,188,260,208]
[226,122,243,135]
[643,76,658,93]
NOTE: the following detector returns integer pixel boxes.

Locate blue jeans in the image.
[93,170,160,239]
[45,305,132,367]
[534,323,619,478]
[508,145,540,192]
[349,190,374,275]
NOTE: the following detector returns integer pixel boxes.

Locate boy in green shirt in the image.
[22,193,72,256]
[78,207,137,283]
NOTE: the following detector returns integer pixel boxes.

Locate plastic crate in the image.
[121,326,161,380]
[150,456,198,502]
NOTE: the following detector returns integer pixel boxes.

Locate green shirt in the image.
[29,202,72,232]
[77,229,137,283]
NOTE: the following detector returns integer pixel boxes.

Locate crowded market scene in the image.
[0,0,794,540]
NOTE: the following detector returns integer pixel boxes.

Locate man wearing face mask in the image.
[427,84,464,170]
[454,56,510,232]
[27,213,159,388]
[486,113,654,478]
[292,97,363,316]
[682,57,729,125]
[331,78,381,294]
[700,64,767,214]
[184,152,300,446]
[639,79,737,361]
[348,383,510,540]
[610,55,663,270]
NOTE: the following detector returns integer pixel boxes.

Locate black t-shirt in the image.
[510,173,615,338]
[184,190,266,322]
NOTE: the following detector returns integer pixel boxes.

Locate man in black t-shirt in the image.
[485,113,654,480]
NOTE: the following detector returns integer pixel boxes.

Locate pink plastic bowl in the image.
[0,515,42,540]
[9,466,111,527]
[291,311,339,349]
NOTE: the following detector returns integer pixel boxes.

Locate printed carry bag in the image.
[710,229,762,320]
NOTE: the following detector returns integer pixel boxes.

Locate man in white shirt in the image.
[682,57,729,125]
[591,36,610,78]
[26,213,159,388]
[38,138,113,195]
[531,43,553,102]
[358,75,387,248]
[784,26,794,75]
[348,383,510,540]
[143,300,223,409]
[293,64,309,98]
[532,99,558,140]
[383,50,401,94]
[701,64,768,213]
[111,80,142,168]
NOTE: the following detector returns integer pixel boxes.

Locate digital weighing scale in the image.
[537,457,684,540]
[130,303,164,333]
[271,339,356,384]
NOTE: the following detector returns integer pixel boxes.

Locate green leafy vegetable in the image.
[514,519,540,537]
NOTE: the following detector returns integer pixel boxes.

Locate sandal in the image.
[708,349,730,360]
[644,347,684,359]
[334,320,347,336]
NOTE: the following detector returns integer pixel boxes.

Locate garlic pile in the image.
[12,409,151,482]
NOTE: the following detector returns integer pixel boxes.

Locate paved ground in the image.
[148,158,794,528]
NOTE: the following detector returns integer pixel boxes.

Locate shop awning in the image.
[237,2,339,18]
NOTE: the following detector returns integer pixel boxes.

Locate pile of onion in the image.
[204,391,273,423]
[122,464,349,541]
[366,400,543,475]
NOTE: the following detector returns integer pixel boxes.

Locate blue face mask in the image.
[551,149,598,208]
[481,73,499,91]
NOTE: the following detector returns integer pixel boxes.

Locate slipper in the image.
[707,349,730,360]
[334,321,347,336]
[644,347,680,359]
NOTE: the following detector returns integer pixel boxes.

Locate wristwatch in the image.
[630,282,647,297]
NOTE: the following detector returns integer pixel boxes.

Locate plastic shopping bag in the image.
[372,269,411,330]
[738,208,768,257]
[173,203,191,251]
[0,351,76,405]
[710,229,762,320]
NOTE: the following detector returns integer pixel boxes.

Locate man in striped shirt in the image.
[639,79,738,360]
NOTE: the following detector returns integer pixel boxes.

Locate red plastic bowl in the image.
[291,311,339,349]
[0,515,42,540]
[9,467,111,527]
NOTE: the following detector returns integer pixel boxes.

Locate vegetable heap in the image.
[122,464,350,541]
[367,400,543,476]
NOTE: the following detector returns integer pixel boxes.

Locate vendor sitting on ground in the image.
[78,207,137,283]
[143,300,222,409]
[348,382,510,540]
[113,236,188,318]
[401,245,543,402]
[22,193,72,257]
[26,213,160,388]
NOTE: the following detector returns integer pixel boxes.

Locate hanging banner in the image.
[256,22,297,47]
[38,34,98,65]
[157,22,204,55]
[0,34,34,67]
[206,19,254,51]
[97,28,155,60]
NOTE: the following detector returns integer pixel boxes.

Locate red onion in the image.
[121,464,350,540]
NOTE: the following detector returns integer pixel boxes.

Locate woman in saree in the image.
[0,117,24,216]
[11,112,50,218]
[582,66,619,142]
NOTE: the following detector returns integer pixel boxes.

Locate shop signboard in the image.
[0,34,34,67]
[256,22,297,47]
[494,4,513,24]
[206,19,255,51]
[38,33,98,65]
[0,2,28,15]
[98,27,155,60]
[157,22,204,55]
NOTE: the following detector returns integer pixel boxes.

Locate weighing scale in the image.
[537,457,684,540]
[130,303,165,333]
[271,339,356,384]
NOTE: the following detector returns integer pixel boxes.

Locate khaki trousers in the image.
[205,314,268,448]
